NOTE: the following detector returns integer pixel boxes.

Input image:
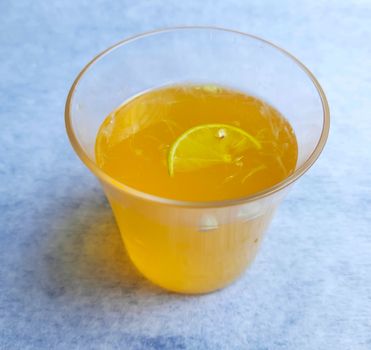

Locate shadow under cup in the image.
[65,27,329,294]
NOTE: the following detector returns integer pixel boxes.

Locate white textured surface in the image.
[0,1,370,349]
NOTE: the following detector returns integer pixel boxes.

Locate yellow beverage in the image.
[95,84,298,293]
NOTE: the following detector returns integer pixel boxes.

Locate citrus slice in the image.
[168,124,261,176]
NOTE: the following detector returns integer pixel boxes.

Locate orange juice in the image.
[95,84,298,292]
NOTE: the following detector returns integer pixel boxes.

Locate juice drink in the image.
[96,85,297,200]
[95,84,298,293]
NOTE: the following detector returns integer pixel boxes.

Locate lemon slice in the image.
[168,124,261,176]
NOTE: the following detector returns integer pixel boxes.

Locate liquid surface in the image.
[95,84,298,201]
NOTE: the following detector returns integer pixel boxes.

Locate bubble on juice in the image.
[199,84,222,93]
[100,112,116,138]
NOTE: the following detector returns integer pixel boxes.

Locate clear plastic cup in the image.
[65,27,329,294]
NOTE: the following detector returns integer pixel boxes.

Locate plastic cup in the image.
[65,27,329,294]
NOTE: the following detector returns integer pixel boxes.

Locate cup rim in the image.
[65,26,330,208]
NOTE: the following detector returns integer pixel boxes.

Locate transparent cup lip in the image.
[65,26,330,209]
